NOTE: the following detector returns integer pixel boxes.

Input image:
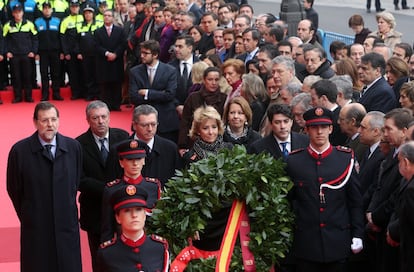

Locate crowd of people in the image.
[4,0,414,271]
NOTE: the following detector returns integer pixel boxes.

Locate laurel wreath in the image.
[148,145,295,271]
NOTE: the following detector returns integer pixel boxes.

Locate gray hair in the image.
[284,82,302,96]
[303,75,322,87]
[290,92,312,110]
[271,55,295,74]
[132,104,159,122]
[399,141,414,163]
[365,111,385,129]
[330,75,354,100]
[86,100,109,118]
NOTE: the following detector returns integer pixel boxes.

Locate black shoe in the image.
[394,5,400,10]
[53,95,64,101]
[41,96,49,101]
[376,8,385,11]
[25,97,34,103]
[0,100,3,105]
[402,5,410,9]
[12,98,22,103]
[71,95,80,100]
[85,96,94,101]
[366,8,371,13]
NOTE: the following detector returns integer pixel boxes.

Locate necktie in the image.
[360,86,368,98]
[45,144,54,160]
[124,14,128,23]
[100,138,109,163]
[106,27,111,36]
[148,68,155,86]
[182,62,188,89]
[281,142,289,160]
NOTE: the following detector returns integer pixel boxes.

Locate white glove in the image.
[351,237,363,254]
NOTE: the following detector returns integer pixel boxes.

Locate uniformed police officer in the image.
[100,139,161,243]
[97,184,169,272]
[35,2,64,101]
[286,107,365,272]
[60,0,84,100]
[3,3,38,103]
[76,3,102,100]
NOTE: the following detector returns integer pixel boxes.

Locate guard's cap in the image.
[111,185,148,211]
[303,107,333,126]
[70,0,80,6]
[12,3,23,11]
[98,0,107,6]
[116,139,147,159]
[83,4,95,12]
[42,2,52,8]
[134,0,147,4]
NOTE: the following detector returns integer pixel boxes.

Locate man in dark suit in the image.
[366,108,413,272]
[7,102,82,272]
[396,141,414,272]
[76,100,129,271]
[338,103,368,163]
[358,111,386,208]
[95,9,127,111]
[129,39,179,143]
[169,35,200,118]
[286,107,364,271]
[197,12,218,55]
[248,104,309,160]
[131,104,181,188]
[358,52,397,113]
[237,27,260,64]
[310,79,348,146]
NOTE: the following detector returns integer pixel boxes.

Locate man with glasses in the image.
[76,100,129,271]
[131,104,181,188]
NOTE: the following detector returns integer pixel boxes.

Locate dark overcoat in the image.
[7,132,83,272]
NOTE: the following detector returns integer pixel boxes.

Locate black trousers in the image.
[9,54,33,100]
[296,258,344,272]
[99,81,122,111]
[39,50,61,98]
[66,54,84,98]
[80,55,99,99]
[87,231,100,272]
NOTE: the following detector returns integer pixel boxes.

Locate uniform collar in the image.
[307,144,333,159]
[123,175,143,184]
[121,232,146,247]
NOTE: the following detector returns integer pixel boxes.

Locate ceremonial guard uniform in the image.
[35,2,63,101]
[287,107,364,271]
[100,139,161,242]
[97,172,169,272]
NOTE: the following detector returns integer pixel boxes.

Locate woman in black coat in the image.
[223,96,261,149]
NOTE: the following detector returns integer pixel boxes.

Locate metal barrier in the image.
[317,29,355,61]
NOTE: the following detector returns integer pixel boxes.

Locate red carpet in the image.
[0,87,134,272]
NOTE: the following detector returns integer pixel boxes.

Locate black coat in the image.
[131,134,182,188]
[287,146,364,263]
[168,55,200,105]
[7,132,83,272]
[223,126,261,149]
[94,24,127,83]
[358,77,397,113]
[76,128,129,234]
[248,132,309,160]
[399,179,414,272]
[129,62,179,134]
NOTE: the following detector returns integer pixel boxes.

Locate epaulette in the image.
[106,179,121,187]
[336,146,352,153]
[146,177,161,185]
[100,236,117,249]
[289,148,305,155]
[151,234,168,246]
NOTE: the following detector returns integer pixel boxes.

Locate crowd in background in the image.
[4,0,414,270]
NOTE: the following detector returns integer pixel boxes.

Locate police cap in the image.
[70,0,80,6]
[303,107,333,126]
[116,139,147,159]
[12,3,23,11]
[83,4,95,12]
[111,185,148,211]
[134,0,147,4]
[42,2,52,8]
